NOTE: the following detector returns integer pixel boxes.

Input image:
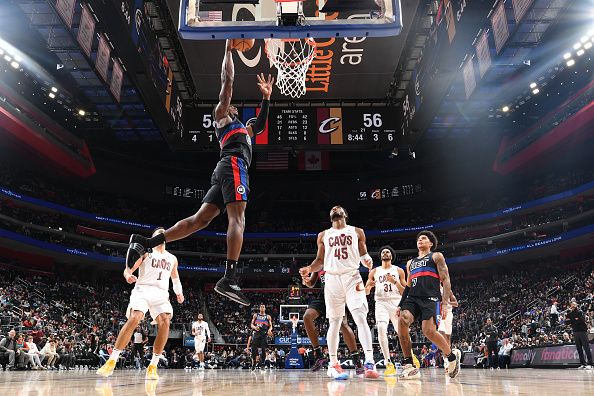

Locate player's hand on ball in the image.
[177,294,185,304]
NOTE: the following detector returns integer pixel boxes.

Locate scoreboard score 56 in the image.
[181,106,399,150]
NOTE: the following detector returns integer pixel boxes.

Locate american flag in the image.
[255,151,289,171]
[198,11,223,22]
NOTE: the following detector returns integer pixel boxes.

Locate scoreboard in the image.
[179,106,400,150]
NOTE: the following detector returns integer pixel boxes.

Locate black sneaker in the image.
[214,277,250,306]
[311,357,328,372]
[126,234,151,268]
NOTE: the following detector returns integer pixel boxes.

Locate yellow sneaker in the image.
[384,362,397,377]
[145,364,159,381]
[411,351,421,369]
[145,378,159,396]
[96,359,117,377]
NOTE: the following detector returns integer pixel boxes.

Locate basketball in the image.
[230,39,255,52]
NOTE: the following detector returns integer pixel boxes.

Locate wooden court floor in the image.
[0,367,593,395]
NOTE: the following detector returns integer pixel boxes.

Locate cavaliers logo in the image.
[318,117,341,134]
[236,185,246,195]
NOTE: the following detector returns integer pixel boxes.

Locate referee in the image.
[566,300,593,369]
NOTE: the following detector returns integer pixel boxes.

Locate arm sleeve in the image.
[206,323,211,338]
[251,99,269,134]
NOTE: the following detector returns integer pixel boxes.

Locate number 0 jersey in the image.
[323,225,361,275]
[373,266,403,301]
[135,249,176,292]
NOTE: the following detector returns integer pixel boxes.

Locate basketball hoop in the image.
[265,38,316,99]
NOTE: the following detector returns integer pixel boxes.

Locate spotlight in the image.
[10,61,19,69]
[567,59,575,67]
[574,43,582,50]
[585,42,592,49]
[502,106,510,112]
[48,92,55,99]
[78,109,86,116]
[3,54,11,62]
[529,82,537,89]
[51,87,58,93]
[563,53,572,60]
[577,49,585,56]
[532,88,540,95]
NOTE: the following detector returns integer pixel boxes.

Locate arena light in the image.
[567,59,576,67]
[529,82,537,89]
[51,86,58,93]
[10,61,19,69]
[78,109,86,116]
[532,88,540,95]
[502,106,510,112]
[574,42,582,50]
[48,92,55,99]
[3,54,10,62]
[563,52,572,60]
[585,42,593,49]
[577,49,585,56]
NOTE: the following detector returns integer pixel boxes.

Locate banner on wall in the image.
[491,1,510,54]
[512,0,535,23]
[462,56,477,99]
[77,4,95,57]
[475,30,491,78]
[95,34,111,83]
[56,0,77,28]
[110,59,124,102]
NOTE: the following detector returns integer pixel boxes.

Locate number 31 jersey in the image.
[323,225,361,275]
[374,266,402,301]
[135,250,176,291]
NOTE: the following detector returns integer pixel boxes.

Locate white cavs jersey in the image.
[374,266,402,301]
[135,249,176,291]
[192,321,210,339]
[323,225,361,275]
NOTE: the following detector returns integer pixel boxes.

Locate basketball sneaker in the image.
[327,363,348,380]
[145,364,159,380]
[96,359,116,377]
[214,277,250,306]
[446,348,462,379]
[355,361,365,376]
[383,362,397,377]
[311,357,328,372]
[364,361,379,379]
[399,364,421,379]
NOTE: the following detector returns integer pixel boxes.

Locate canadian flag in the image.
[298,151,329,171]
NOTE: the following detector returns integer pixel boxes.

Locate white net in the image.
[265,38,316,98]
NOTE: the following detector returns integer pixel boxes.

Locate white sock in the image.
[327,316,342,365]
[109,349,121,361]
[377,322,391,362]
[150,353,160,367]
[351,308,374,363]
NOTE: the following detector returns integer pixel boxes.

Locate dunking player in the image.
[364,245,406,376]
[301,270,365,375]
[250,304,273,370]
[97,228,184,380]
[192,313,211,370]
[396,231,461,379]
[122,41,274,306]
[299,205,379,380]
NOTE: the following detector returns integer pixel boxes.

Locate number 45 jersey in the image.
[323,225,361,275]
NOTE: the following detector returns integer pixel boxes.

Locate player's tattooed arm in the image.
[123,253,146,283]
[434,252,453,303]
[267,315,273,336]
[406,260,412,286]
[364,268,376,295]
[214,40,234,123]
[300,231,325,276]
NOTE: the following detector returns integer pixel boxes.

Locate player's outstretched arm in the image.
[364,268,376,295]
[299,231,325,276]
[171,258,184,304]
[356,228,373,269]
[214,40,234,123]
[246,73,273,138]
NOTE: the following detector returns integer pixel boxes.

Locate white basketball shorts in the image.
[324,271,368,319]
[375,298,401,331]
[126,285,173,322]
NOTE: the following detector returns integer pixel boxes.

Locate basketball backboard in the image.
[179,0,403,39]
